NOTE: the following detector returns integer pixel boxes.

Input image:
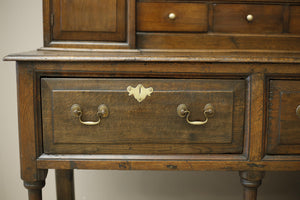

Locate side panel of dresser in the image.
[16,63,47,199]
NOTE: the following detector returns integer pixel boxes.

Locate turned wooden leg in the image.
[56,169,75,200]
[239,171,265,200]
[24,181,45,200]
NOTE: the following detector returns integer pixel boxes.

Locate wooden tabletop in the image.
[4,49,300,63]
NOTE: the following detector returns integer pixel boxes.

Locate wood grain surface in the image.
[42,78,245,154]
[267,80,300,154]
[137,2,208,32]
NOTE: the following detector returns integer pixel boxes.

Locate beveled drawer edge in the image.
[38,154,248,161]
[36,154,300,171]
[263,155,300,161]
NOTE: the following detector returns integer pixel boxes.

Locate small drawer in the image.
[137,2,208,32]
[267,80,300,154]
[289,6,300,34]
[213,4,283,34]
[42,78,246,154]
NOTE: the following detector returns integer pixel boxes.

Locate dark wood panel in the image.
[60,0,117,32]
[289,6,300,34]
[267,80,300,154]
[42,78,246,154]
[52,0,126,41]
[43,0,136,49]
[213,4,284,34]
[137,2,208,32]
[136,33,300,50]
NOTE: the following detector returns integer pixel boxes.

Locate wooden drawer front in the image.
[289,6,300,34]
[213,4,283,34]
[42,78,246,154]
[137,2,208,32]
[52,0,126,41]
[267,80,300,154]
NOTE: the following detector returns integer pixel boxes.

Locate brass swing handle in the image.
[177,104,214,126]
[71,104,109,126]
[297,105,300,118]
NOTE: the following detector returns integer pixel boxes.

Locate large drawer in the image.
[267,80,300,154]
[137,2,208,32]
[41,78,246,154]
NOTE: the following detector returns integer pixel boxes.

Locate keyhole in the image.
[139,85,142,95]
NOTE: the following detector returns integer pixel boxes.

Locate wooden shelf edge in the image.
[36,157,300,171]
[4,50,300,63]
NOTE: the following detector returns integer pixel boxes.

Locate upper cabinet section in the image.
[136,1,300,51]
[44,0,135,49]
[43,0,300,50]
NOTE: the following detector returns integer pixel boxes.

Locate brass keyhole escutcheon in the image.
[296,105,300,118]
[127,84,153,103]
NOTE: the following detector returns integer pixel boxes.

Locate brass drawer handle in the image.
[71,104,109,126]
[297,105,300,118]
[177,103,214,126]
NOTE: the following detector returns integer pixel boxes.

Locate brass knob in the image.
[296,105,300,118]
[168,13,176,20]
[71,104,109,126]
[177,103,214,126]
[246,14,254,22]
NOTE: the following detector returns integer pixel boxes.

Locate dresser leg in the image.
[239,171,265,200]
[24,181,45,200]
[56,169,75,200]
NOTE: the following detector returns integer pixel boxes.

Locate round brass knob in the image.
[246,14,254,22]
[168,13,176,20]
[296,105,300,118]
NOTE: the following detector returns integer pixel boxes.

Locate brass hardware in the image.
[177,103,214,125]
[246,14,254,22]
[71,104,109,126]
[127,84,153,103]
[168,13,176,20]
[296,105,300,118]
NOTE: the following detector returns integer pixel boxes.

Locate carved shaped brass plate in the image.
[127,84,153,103]
[297,105,300,118]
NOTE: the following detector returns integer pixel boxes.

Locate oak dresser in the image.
[4,0,300,200]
